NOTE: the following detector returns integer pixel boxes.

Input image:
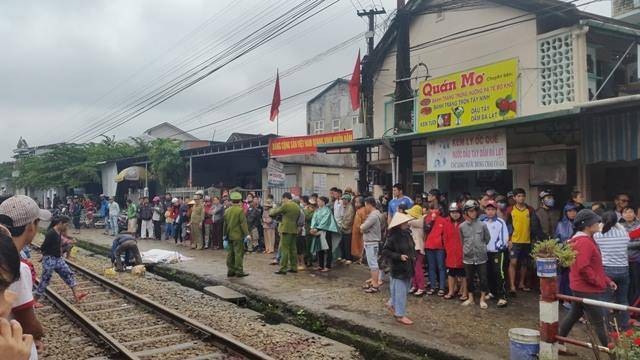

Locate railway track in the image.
[40,257,274,360]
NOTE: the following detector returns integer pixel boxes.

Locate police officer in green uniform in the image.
[191,190,205,250]
[223,192,250,277]
[269,192,301,275]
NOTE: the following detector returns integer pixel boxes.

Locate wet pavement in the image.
[71,229,594,360]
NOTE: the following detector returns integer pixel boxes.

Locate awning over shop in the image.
[317,108,577,152]
[583,110,640,164]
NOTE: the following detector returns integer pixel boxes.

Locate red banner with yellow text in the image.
[269,130,353,157]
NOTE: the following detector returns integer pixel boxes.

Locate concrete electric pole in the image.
[356,6,385,195]
[393,0,414,195]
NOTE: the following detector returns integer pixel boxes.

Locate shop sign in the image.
[269,130,353,157]
[426,129,507,172]
[416,59,518,133]
[267,159,285,187]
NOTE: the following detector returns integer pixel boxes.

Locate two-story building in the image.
[306,78,359,135]
[321,0,640,206]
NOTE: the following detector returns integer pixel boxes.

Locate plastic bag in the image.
[104,268,117,277]
[223,236,229,250]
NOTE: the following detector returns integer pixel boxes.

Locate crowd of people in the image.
[0,182,639,359]
[98,186,640,331]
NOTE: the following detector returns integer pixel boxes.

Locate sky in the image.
[0,0,611,161]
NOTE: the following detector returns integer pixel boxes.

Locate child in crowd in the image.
[482,200,509,308]
[425,208,447,296]
[407,205,426,296]
[459,200,491,309]
[443,202,467,300]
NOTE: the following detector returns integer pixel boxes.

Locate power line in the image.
[61,0,253,142]
[66,0,299,143]
[174,31,365,128]
[70,0,338,143]
[76,0,333,143]
[82,0,341,143]
[409,0,586,52]
[161,74,351,140]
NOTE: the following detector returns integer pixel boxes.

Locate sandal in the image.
[443,294,454,300]
[437,289,446,297]
[362,283,372,289]
[426,289,436,296]
[480,301,488,309]
[364,286,380,293]
[518,287,532,292]
[413,289,425,297]
[459,296,469,301]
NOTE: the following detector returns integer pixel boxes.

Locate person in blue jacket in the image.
[554,203,579,306]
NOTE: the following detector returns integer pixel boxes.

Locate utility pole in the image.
[357,8,386,55]
[356,7,385,195]
[393,0,413,194]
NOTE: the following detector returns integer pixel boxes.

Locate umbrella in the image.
[115,166,148,183]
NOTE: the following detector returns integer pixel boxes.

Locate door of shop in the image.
[588,161,640,203]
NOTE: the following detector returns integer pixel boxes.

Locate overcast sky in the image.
[0,0,610,161]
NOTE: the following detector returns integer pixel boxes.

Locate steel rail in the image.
[63,258,274,360]
[40,281,141,359]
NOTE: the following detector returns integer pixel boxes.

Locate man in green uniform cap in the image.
[223,191,250,277]
[269,192,301,275]
[191,190,205,249]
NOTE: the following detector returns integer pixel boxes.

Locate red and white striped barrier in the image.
[538,273,640,359]
[557,294,640,314]
[539,275,559,359]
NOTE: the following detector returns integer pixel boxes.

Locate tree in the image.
[15,141,144,189]
[147,138,185,189]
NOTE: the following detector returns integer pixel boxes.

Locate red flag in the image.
[270,70,281,122]
[349,50,361,111]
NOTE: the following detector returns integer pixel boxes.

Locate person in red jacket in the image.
[425,208,447,296]
[442,202,468,301]
[558,209,617,355]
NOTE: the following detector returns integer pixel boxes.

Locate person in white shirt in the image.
[594,211,633,330]
[0,195,51,359]
[481,201,510,308]
[0,227,33,360]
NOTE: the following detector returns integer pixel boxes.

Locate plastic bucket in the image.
[536,257,557,278]
[509,328,539,360]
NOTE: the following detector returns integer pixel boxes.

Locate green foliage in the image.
[15,140,143,189]
[531,239,577,268]
[147,138,185,189]
[611,328,640,359]
[0,162,14,179]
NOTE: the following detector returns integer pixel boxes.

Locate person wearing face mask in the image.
[494,195,509,220]
[535,190,560,240]
[555,203,579,307]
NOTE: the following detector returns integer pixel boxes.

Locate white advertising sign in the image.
[426,129,507,172]
[267,159,285,186]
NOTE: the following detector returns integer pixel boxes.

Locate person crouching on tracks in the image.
[110,232,143,272]
[34,215,87,303]
[223,192,250,277]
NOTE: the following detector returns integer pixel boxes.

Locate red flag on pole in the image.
[349,50,361,111]
[270,70,281,122]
